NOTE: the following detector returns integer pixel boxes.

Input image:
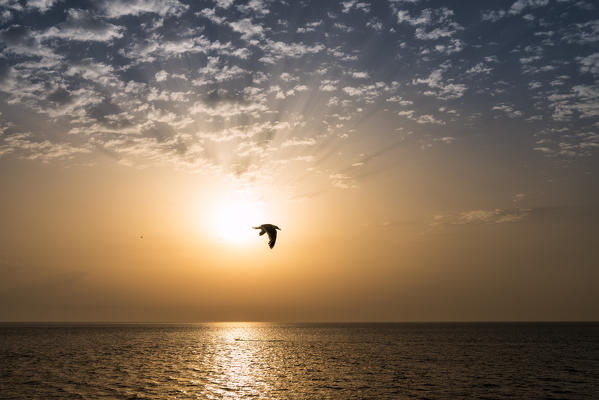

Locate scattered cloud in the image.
[509,0,549,16]
[397,7,463,42]
[229,17,264,40]
[548,84,599,121]
[466,63,493,75]
[492,103,523,119]
[481,9,506,22]
[482,0,549,22]
[341,1,370,14]
[0,0,597,186]
[431,208,531,226]
[41,9,124,42]
[329,173,359,189]
[562,20,599,44]
[0,132,90,161]
[413,68,467,100]
[434,136,456,144]
[26,0,61,12]
[97,0,188,18]
[578,53,599,75]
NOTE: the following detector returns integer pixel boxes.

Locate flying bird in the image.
[253,224,281,249]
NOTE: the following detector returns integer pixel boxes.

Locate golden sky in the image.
[1,0,598,322]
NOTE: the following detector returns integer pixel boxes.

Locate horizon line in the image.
[1,320,598,325]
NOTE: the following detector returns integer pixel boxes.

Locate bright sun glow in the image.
[209,195,267,245]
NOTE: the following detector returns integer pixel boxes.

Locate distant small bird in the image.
[253,224,281,249]
[139,235,143,239]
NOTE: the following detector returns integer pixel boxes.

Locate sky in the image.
[0,0,598,322]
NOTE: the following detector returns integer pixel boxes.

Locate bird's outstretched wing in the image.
[254,224,280,248]
[266,228,277,249]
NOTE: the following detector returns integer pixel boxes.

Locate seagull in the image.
[253,224,281,249]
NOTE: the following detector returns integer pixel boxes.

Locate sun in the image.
[209,196,267,245]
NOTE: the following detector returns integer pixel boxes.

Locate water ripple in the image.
[1,323,598,399]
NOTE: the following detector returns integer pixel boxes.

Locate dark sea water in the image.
[1,323,598,399]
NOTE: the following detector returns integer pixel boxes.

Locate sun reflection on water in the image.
[202,323,274,399]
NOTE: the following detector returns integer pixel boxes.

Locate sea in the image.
[1,322,598,399]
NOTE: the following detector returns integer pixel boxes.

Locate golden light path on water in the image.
[202,323,274,398]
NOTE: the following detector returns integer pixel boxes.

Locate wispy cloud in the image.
[413,67,466,100]
[97,0,188,18]
[430,208,531,226]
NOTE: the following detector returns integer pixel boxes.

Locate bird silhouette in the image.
[253,224,281,249]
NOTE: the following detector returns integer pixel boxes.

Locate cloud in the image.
[97,0,188,18]
[563,20,599,44]
[236,0,270,17]
[431,208,531,226]
[122,34,215,63]
[415,114,445,125]
[260,40,325,61]
[513,193,527,203]
[319,80,338,92]
[397,7,463,41]
[195,56,248,83]
[296,20,322,33]
[386,96,412,106]
[366,20,384,32]
[342,82,389,103]
[26,0,60,12]
[397,9,432,25]
[508,0,549,15]
[41,9,124,42]
[481,9,506,22]
[155,70,168,82]
[492,103,523,118]
[229,17,264,40]
[578,53,599,75]
[215,0,234,8]
[341,1,370,14]
[0,25,60,60]
[64,60,117,85]
[281,137,317,147]
[351,71,369,79]
[434,136,456,144]
[0,132,90,161]
[196,7,226,24]
[466,62,493,75]
[333,22,354,33]
[268,83,308,99]
[548,84,599,121]
[329,173,358,189]
[534,130,599,157]
[188,99,268,119]
[412,68,467,100]
[481,0,549,23]
[482,0,549,22]
[0,0,60,13]
[396,109,445,125]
